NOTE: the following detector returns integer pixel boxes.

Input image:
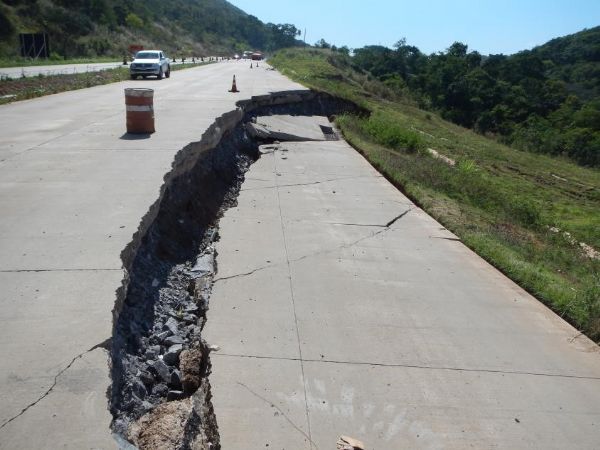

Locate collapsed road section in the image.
[110,90,362,449]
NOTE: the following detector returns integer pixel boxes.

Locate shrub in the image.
[507,199,543,228]
[361,112,424,153]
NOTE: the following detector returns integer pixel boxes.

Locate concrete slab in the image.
[210,265,300,359]
[205,139,600,449]
[248,115,332,141]
[209,355,311,450]
[303,360,600,449]
[0,61,305,447]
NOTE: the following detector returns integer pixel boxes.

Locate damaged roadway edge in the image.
[110,90,363,449]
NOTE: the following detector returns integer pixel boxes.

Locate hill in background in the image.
[344,26,600,166]
[0,0,301,58]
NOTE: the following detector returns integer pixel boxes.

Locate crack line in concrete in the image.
[236,382,319,449]
[0,338,111,430]
[290,207,413,266]
[212,264,273,283]
[213,208,413,285]
[241,174,383,192]
[216,353,600,381]
[385,209,412,227]
[272,151,315,449]
[429,236,461,242]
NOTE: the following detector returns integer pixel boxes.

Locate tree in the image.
[338,46,351,56]
[447,42,468,57]
[125,12,143,29]
[267,23,300,50]
[315,38,331,49]
[0,8,15,40]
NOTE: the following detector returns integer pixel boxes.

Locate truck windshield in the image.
[136,52,160,59]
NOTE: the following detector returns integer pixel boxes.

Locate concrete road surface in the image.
[0,59,207,79]
[0,61,305,449]
[205,136,600,449]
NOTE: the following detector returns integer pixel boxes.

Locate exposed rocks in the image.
[109,123,250,442]
[152,359,171,383]
[164,344,183,366]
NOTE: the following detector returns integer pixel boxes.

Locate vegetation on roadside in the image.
[340,27,600,167]
[0,61,209,104]
[270,47,600,340]
[0,0,302,60]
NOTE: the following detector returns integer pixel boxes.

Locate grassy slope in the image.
[270,48,600,340]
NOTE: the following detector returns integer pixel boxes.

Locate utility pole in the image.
[304,28,307,47]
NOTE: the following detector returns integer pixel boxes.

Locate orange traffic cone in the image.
[229,75,239,93]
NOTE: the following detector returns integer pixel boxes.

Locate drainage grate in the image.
[320,125,339,141]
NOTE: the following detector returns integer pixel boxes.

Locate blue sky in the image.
[228,0,600,55]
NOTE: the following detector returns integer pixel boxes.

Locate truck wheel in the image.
[157,68,163,80]
[165,66,171,78]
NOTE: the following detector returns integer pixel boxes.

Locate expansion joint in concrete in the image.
[214,353,600,381]
[273,151,314,449]
[241,174,384,192]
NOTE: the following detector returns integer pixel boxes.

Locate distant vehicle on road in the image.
[129,50,171,80]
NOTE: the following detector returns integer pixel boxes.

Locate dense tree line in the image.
[0,0,301,58]
[350,28,600,166]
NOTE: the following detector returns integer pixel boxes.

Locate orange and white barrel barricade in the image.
[125,88,155,134]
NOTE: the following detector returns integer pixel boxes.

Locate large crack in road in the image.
[109,91,363,449]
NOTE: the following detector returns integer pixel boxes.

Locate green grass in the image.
[270,48,600,340]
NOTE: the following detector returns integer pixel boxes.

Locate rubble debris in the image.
[337,435,365,450]
[180,345,204,394]
[128,400,193,450]
[246,115,334,142]
[427,148,456,166]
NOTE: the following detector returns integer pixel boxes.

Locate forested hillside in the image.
[0,0,301,58]
[349,27,600,166]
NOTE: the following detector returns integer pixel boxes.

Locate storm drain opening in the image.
[109,91,363,449]
[320,124,339,141]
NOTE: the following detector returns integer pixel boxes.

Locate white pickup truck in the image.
[129,50,171,80]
